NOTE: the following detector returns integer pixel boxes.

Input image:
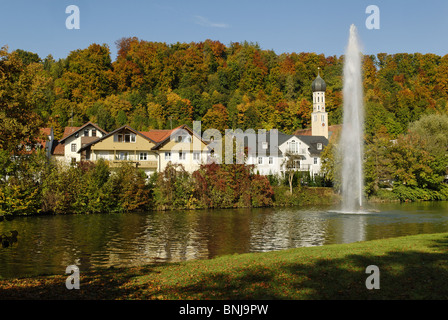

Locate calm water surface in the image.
[1,201,447,278]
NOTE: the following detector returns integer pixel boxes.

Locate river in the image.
[0,201,447,279]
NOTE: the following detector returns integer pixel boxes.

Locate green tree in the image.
[282,152,303,195]
[407,113,448,158]
[0,47,45,152]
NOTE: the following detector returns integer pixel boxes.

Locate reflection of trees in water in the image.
[249,210,330,251]
[140,209,253,262]
[0,215,18,248]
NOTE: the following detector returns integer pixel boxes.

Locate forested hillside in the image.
[2,37,448,142]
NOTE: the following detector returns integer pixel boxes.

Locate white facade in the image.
[247,135,326,177]
[59,124,106,164]
[279,136,321,176]
[156,130,210,173]
[158,150,209,173]
[247,154,282,176]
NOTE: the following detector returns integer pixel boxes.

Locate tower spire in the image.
[311,71,328,139]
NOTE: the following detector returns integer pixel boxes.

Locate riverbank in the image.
[1,232,447,300]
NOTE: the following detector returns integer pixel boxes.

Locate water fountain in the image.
[340,24,365,213]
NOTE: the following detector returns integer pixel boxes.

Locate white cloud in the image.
[194,15,229,28]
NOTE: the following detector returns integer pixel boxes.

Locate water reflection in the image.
[249,209,330,251]
[0,201,448,278]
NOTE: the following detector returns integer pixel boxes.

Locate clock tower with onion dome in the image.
[311,68,328,139]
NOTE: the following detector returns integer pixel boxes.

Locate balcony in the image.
[294,164,311,171]
[109,160,158,169]
[288,148,307,155]
[281,164,311,172]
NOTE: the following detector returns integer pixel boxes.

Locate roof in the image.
[59,122,108,142]
[292,128,312,136]
[52,142,65,155]
[140,129,174,143]
[312,74,326,92]
[293,125,342,141]
[61,127,80,140]
[293,135,329,155]
[149,125,207,150]
[78,125,157,152]
[78,124,210,153]
[249,130,329,156]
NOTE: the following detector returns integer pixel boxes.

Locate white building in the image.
[245,131,328,177]
[51,122,108,164]
[246,71,330,176]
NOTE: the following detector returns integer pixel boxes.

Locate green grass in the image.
[2,232,448,300]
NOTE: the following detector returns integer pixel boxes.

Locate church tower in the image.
[311,68,328,139]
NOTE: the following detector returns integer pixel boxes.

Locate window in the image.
[317,143,323,150]
[193,152,200,161]
[269,157,273,165]
[117,133,136,143]
[92,129,96,137]
[314,157,318,165]
[289,140,297,154]
[179,152,186,160]
[119,152,128,160]
[71,143,77,152]
[321,115,325,121]
[165,152,171,160]
[258,157,263,165]
[139,152,147,161]
[313,115,317,122]
[84,129,89,137]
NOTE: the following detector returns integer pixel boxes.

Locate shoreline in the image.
[2,187,448,218]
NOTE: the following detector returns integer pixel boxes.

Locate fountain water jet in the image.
[340,24,365,213]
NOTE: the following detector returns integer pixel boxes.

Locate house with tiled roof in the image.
[76,124,211,176]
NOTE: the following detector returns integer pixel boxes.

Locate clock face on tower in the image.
[322,123,325,126]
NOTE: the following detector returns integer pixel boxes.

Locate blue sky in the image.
[1,0,447,61]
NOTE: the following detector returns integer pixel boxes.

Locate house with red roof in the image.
[49,122,108,164]
[71,123,211,176]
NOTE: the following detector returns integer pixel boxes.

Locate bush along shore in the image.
[0,151,339,217]
[1,232,448,299]
[1,150,446,218]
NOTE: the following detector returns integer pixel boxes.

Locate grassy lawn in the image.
[1,232,448,300]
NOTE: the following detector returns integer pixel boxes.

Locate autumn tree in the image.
[202,104,229,133]
[0,47,45,152]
